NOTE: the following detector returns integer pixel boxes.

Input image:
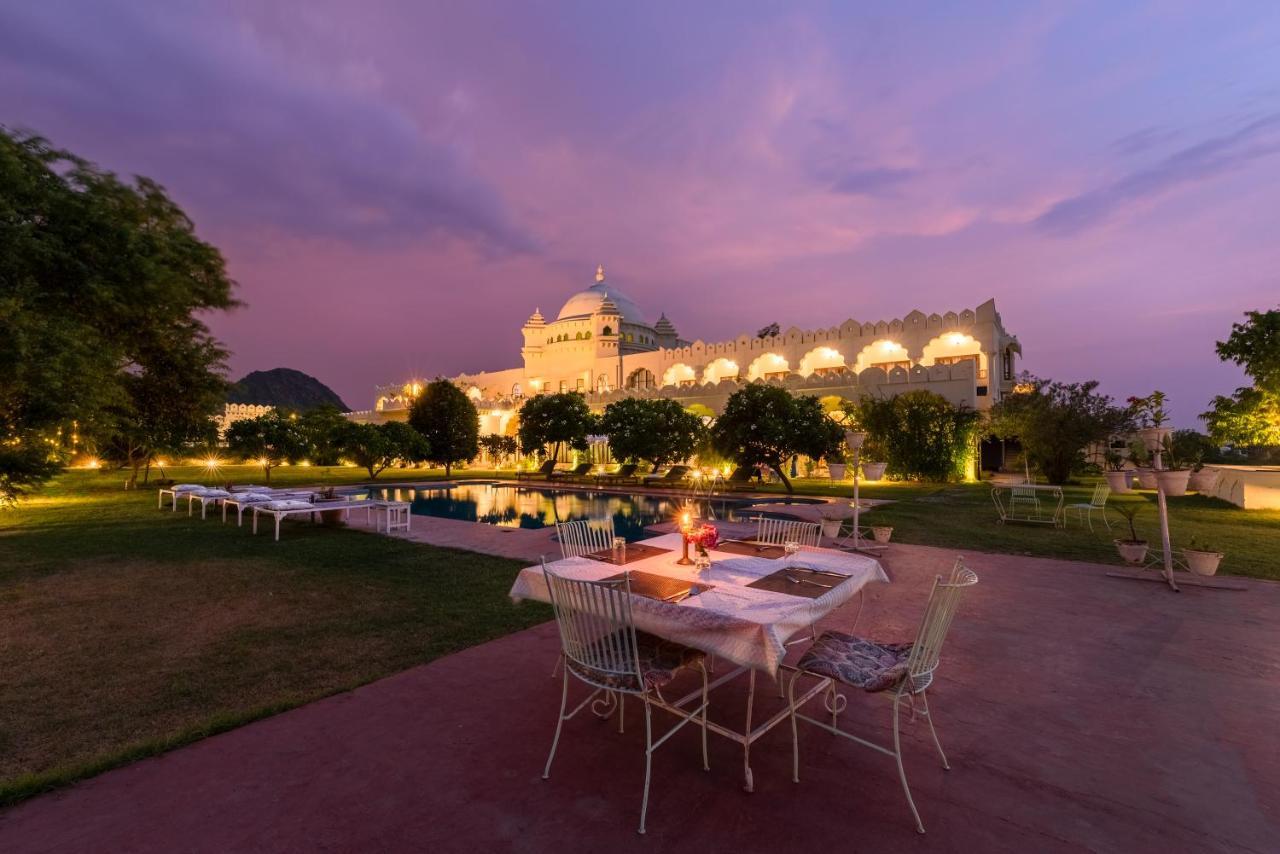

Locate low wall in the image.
[1203,465,1280,510]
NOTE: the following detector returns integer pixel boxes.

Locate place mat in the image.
[601,570,711,602]
[716,539,787,559]
[585,542,672,565]
[746,566,847,599]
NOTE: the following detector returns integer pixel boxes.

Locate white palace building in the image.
[352,266,1022,436]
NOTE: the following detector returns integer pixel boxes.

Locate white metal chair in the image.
[556,517,616,559]
[540,560,710,835]
[1008,484,1041,518]
[754,516,822,548]
[786,557,978,834]
[1066,483,1111,532]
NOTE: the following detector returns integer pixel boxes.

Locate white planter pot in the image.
[871,526,893,544]
[1115,540,1149,565]
[1156,469,1191,496]
[1134,468,1157,490]
[828,463,847,481]
[820,518,842,538]
[1104,470,1133,493]
[1183,549,1223,576]
[1137,427,1171,452]
[862,462,888,481]
[1188,469,1219,494]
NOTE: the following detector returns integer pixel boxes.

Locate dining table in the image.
[509,531,889,791]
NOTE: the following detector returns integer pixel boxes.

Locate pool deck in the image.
[3,541,1275,852]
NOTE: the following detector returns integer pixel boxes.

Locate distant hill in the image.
[227,368,349,412]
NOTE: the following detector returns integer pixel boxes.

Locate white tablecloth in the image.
[509,533,889,676]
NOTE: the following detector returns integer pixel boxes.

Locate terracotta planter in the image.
[1115,539,1149,565]
[872,526,894,544]
[1134,468,1157,490]
[862,462,888,481]
[1156,469,1191,496]
[827,463,847,481]
[1183,549,1223,576]
[1104,470,1133,494]
[1188,469,1219,494]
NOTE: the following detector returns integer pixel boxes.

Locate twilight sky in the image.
[3,1,1279,425]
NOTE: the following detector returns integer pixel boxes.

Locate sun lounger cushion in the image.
[199,489,231,498]
[262,500,314,511]
[237,493,274,502]
[173,484,203,492]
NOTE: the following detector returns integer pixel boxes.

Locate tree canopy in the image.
[1203,309,1280,448]
[988,375,1133,484]
[298,405,351,466]
[225,411,307,482]
[408,380,479,476]
[340,421,430,478]
[517,392,596,460]
[710,385,842,492]
[599,398,705,470]
[0,128,235,502]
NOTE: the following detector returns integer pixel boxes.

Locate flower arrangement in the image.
[687,523,720,556]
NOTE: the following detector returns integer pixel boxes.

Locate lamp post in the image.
[843,429,878,552]
[1144,428,1179,592]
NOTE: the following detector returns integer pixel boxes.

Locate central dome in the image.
[556,275,648,326]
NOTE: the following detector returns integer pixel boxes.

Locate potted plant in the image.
[827,450,847,482]
[818,504,847,538]
[871,525,894,543]
[1103,450,1133,493]
[312,486,346,527]
[1182,536,1224,576]
[1127,440,1156,489]
[1113,503,1148,565]
[860,436,888,480]
[1188,453,1219,494]
[1129,391,1172,452]
[1155,435,1192,497]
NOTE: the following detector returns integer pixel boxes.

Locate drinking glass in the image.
[784,540,800,558]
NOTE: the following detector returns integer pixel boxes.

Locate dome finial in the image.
[595,264,605,283]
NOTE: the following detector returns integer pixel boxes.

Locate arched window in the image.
[626,368,656,389]
[602,325,613,336]
[797,347,846,377]
[702,358,740,384]
[663,364,697,387]
[853,340,910,372]
[584,331,591,339]
[747,353,790,381]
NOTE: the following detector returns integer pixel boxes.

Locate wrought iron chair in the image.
[754,516,822,548]
[785,557,978,834]
[556,517,616,560]
[1008,484,1041,518]
[1066,483,1111,532]
[540,561,710,835]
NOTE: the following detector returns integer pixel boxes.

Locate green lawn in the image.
[0,466,547,805]
[2,464,1276,807]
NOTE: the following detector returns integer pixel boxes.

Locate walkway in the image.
[2,544,1276,853]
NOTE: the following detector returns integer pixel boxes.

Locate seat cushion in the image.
[566,630,705,692]
[798,631,913,692]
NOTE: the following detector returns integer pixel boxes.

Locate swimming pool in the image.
[365,482,821,541]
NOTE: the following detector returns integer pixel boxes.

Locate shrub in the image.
[853,390,980,482]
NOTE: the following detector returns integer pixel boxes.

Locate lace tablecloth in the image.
[509,533,889,675]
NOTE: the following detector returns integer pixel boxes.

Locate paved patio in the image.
[1,543,1276,853]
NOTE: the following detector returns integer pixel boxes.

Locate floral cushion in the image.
[566,630,705,692]
[797,631,913,692]
[263,500,314,511]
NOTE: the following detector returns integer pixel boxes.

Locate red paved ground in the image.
[1,544,1276,853]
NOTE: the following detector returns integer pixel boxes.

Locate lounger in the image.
[516,460,557,481]
[158,483,205,511]
[186,488,233,518]
[642,465,691,487]
[595,463,639,486]
[221,490,311,526]
[251,499,374,541]
[722,466,760,491]
[550,462,593,481]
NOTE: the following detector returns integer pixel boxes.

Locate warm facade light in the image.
[204,458,220,469]
[257,457,270,467]
[86,458,100,469]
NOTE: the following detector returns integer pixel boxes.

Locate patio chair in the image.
[540,561,710,834]
[1067,483,1111,532]
[596,463,640,486]
[641,464,690,487]
[555,517,617,560]
[722,466,758,492]
[549,462,594,482]
[1008,484,1041,518]
[516,459,558,481]
[753,516,821,548]
[785,558,978,834]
